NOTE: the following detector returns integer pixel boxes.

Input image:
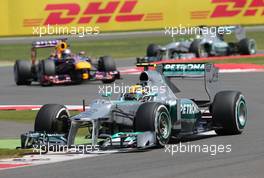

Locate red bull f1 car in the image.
[14,39,120,86]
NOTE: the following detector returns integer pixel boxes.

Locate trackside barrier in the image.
[0,0,264,36]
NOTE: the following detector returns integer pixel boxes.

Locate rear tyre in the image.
[38,60,56,86]
[238,38,256,55]
[189,39,207,58]
[102,79,115,84]
[34,104,70,134]
[146,43,161,58]
[14,60,32,85]
[213,91,247,135]
[98,56,116,83]
[134,102,172,146]
[98,56,116,72]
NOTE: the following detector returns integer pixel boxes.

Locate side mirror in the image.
[102,92,112,97]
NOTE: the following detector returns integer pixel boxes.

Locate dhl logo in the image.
[191,0,264,19]
[23,0,163,27]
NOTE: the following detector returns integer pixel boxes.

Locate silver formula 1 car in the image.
[21,63,247,151]
[139,26,256,63]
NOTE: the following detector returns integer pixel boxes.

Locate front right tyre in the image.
[38,60,56,86]
[34,104,70,135]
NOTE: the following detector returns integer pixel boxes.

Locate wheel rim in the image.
[54,108,70,133]
[158,112,170,139]
[249,42,256,54]
[199,46,208,57]
[236,99,247,128]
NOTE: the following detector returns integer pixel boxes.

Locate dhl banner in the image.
[0,0,264,36]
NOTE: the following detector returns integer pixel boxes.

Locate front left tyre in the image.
[14,60,32,85]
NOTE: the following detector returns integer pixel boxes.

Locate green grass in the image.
[206,56,264,65]
[0,31,263,62]
[0,110,79,123]
[0,136,92,158]
[0,110,38,123]
[0,110,91,154]
[0,110,90,146]
[184,56,264,65]
[0,148,33,159]
[0,110,89,136]
[0,139,20,149]
[0,36,172,62]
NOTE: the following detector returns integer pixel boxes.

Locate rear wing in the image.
[31,38,68,64]
[200,26,246,41]
[32,38,67,48]
[137,62,218,78]
[137,62,219,102]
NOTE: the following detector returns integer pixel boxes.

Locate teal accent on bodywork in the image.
[180,99,200,119]
[101,92,112,97]
[111,132,143,142]
[164,71,204,76]
[112,100,140,104]
[236,98,247,128]
[168,98,201,133]
[162,63,205,77]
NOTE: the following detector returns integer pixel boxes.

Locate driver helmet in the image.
[125,85,146,100]
[62,48,72,58]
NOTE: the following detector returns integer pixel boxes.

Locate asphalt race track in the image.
[0,59,134,105]
[1,59,264,177]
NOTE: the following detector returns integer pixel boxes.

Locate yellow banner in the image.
[0,0,9,36]
[1,0,264,36]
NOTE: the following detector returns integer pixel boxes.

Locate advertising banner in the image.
[1,0,263,36]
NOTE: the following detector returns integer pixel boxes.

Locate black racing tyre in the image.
[98,56,116,72]
[114,71,121,79]
[146,43,161,57]
[238,38,256,55]
[34,104,70,134]
[134,102,172,146]
[38,60,56,86]
[39,60,56,76]
[102,78,115,84]
[212,91,247,135]
[70,70,83,84]
[14,60,32,85]
[189,39,207,58]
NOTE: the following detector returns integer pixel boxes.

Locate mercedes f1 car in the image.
[138,26,256,63]
[20,63,247,151]
[14,39,120,86]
